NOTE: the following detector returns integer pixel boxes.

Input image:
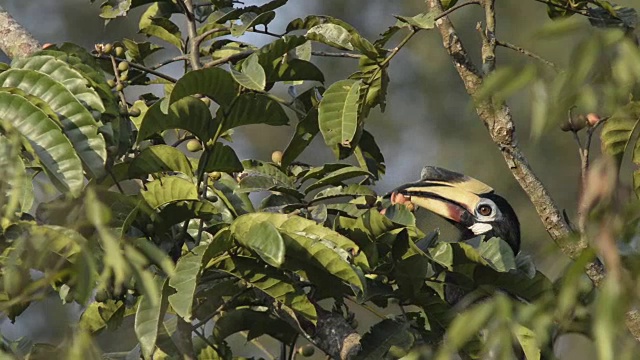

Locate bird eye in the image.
[478,204,492,216]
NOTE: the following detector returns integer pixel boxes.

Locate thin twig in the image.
[193,28,230,46]
[95,54,179,83]
[311,51,361,59]
[496,40,557,70]
[530,0,591,17]
[204,50,254,68]
[434,0,482,21]
[250,27,285,38]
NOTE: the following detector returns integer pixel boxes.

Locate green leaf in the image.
[154,200,220,232]
[0,92,84,196]
[351,56,389,114]
[169,68,237,107]
[231,53,266,91]
[66,331,102,360]
[230,11,276,37]
[122,39,163,63]
[356,319,413,360]
[0,69,106,179]
[242,222,285,267]
[198,143,243,173]
[601,101,640,165]
[304,166,372,193]
[513,324,541,360]
[312,184,375,202]
[477,238,517,272]
[135,277,168,359]
[254,36,324,83]
[141,177,198,209]
[212,308,297,344]
[476,65,537,103]
[129,144,194,179]
[168,244,206,321]
[436,301,495,358]
[218,93,289,131]
[217,256,317,321]
[137,97,217,143]
[273,58,325,83]
[11,55,105,113]
[230,213,367,291]
[138,1,181,30]
[318,79,361,157]
[0,134,34,213]
[241,159,294,187]
[593,279,624,360]
[281,109,319,168]
[395,12,435,29]
[140,17,183,49]
[132,238,176,277]
[79,300,127,333]
[307,23,354,50]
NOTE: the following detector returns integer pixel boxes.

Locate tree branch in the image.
[0,5,41,59]
[426,0,640,341]
[182,0,201,70]
[427,0,572,250]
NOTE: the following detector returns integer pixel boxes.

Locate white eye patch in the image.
[469,222,493,235]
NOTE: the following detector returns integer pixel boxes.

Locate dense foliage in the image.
[0,0,639,359]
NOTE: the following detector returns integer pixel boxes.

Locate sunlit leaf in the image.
[318,79,362,157]
[169,68,237,107]
[231,53,266,91]
[217,256,317,322]
[141,177,198,209]
[0,91,83,195]
[0,69,106,179]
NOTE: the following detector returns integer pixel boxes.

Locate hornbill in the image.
[389,166,521,256]
[389,167,527,358]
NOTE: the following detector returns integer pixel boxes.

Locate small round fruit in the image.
[297,345,315,357]
[103,43,113,54]
[118,61,130,71]
[119,72,128,81]
[186,139,203,152]
[560,121,573,132]
[586,113,601,126]
[107,79,116,88]
[209,171,222,181]
[571,114,587,131]
[115,46,125,57]
[271,150,283,165]
[116,83,124,92]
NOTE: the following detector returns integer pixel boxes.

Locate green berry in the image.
[115,46,125,57]
[107,79,116,88]
[118,61,129,72]
[297,345,315,357]
[186,139,203,152]
[116,83,124,92]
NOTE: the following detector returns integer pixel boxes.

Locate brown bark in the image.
[0,5,41,59]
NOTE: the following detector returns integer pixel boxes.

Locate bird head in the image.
[389,166,521,255]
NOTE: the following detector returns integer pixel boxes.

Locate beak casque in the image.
[391,166,494,223]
